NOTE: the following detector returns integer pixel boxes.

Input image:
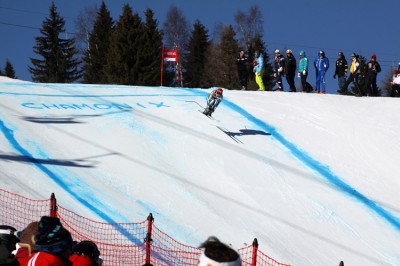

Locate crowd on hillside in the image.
[236,48,400,97]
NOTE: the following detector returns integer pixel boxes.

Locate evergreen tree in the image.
[203,25,239,89]
[185,20,210,88]
[29,2,81,83]
[82,1,114,84]
[0,65,3,76]
[4,59,17,79]
[105,4,144,85]
[136,8,163,86]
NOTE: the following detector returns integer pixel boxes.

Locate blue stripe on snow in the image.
[220,95,400,232]
[0,120,143,245]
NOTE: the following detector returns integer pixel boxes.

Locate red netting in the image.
[0,189,291,266]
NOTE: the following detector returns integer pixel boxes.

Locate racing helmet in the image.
[216,88,223,95]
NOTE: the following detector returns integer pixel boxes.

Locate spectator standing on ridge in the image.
[198,236,242,266]
[0,225,20,266]
[298,50,312,92]
[364,54,381,96]
[390,69,400,97]
[253,51,265,91]
[314,50,329,94]
[339,53,362,96]
[28,216,74,266]
[333,52,348,92]
[236,50,249,90]
[285,49,297,92]
[273,49,286,91]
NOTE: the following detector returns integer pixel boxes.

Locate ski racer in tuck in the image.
[203,88,223,116]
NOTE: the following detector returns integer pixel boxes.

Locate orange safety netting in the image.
[0,189,291,266]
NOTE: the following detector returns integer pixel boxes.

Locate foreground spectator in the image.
[70,240,101,266]
[198,236,241,266]
[15,221,39,266]
[28,216,74,266]
[0,225,20,266]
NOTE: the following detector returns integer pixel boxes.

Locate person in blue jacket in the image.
[314,50,329,93]
[253,50,265,91]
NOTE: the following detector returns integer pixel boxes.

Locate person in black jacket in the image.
[285,49,297,92]
[273,49,286,91]
[364,54,381,96]
[236,50,249,90]
[333,52,348,92]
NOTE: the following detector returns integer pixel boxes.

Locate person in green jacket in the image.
[298,50,312,92]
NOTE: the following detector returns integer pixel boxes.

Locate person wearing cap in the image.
[203,88,223,116]
[198,236,241,266]
[333,52,348,93]
[236,50,249,90]
[253,50,265,91]
[273,49,286,91]
[390,69,400,97]
[285,49,297,92]
[313,50,329,94]
[28,216,74,266]
[364,54,381,96]
[0,225,20,266]
[339,53,362,96]
[298,50,312,92]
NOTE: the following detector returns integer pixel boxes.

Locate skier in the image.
[203,88,223,116]
[314,50,329,93]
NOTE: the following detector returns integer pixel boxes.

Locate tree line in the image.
[15,1,273,90]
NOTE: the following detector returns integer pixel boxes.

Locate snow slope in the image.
[0,76,399,266]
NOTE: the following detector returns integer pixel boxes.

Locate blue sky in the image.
[1,0,399,93]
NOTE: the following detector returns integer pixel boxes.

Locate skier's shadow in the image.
[217,127,271,143]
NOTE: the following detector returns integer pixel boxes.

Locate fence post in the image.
[50,193,57,217]
[145,213,154,265]
[251,238,258,266]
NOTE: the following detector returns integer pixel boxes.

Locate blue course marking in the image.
[2,84,400,233]
[0,120,143,245]
[217,94,400,232]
